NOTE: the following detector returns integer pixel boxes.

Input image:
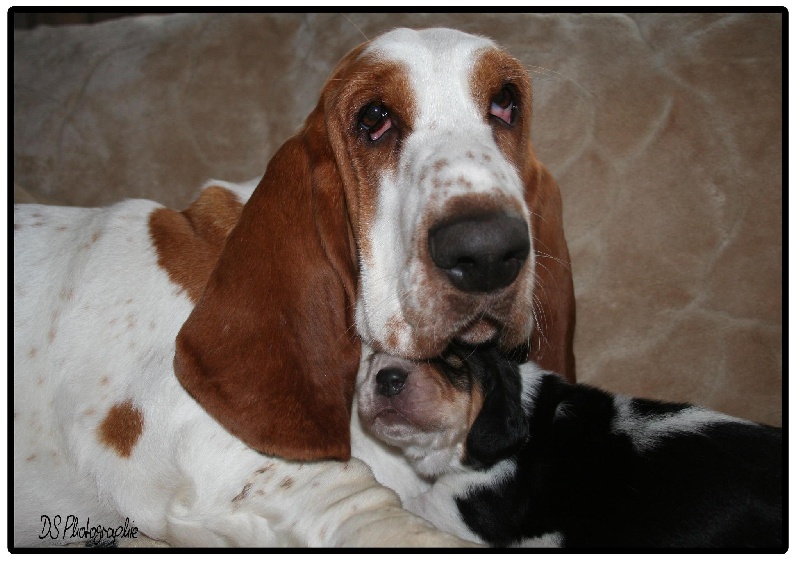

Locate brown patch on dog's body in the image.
[149,185,244,303]
[97,400,144,458]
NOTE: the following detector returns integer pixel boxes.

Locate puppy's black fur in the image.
[443,346,783,549]
[435,344,528,469]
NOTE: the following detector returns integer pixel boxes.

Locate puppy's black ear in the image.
[464,351,528,468]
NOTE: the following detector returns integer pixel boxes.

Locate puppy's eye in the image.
[358,103,393,141]
[489,86,516,125]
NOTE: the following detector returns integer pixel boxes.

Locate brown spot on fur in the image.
[279,477,294,489]
[232,482,253,503]
[26,454,36,462]
[97,400,144,458]
[99,375,110,386]
[384,314,405,352]
[457,175,473,190]
[28,347,37,358]
[80,230,102,251]
[149,185,244,303]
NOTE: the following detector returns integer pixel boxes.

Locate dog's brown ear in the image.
[174,106,361,461]
[524,151,576,383]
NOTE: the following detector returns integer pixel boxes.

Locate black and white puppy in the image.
[352,343,784,548]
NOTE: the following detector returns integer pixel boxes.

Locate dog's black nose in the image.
[375,368,408,397]
[428,212,530,293]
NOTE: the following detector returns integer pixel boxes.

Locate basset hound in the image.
[354,344,784,548]
[14,28,574,547]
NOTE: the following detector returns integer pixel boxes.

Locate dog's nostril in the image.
[375,368,408,397]
[428,212,530,293]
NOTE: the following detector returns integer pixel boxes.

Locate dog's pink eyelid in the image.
[370,116,393,141]
[490,103,513,124]
[489,87,515,125]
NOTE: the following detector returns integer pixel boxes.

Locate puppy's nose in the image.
[375,368,408,397]
[428,212,530,293]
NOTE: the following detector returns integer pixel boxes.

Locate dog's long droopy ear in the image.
[465,351,527,468]
[524,152,576,383]
[174,106,361,461]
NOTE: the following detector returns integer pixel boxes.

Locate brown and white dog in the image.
[354,344,784,548]
[14,28,574,546]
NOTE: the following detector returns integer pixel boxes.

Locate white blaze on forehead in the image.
[365,28,497,128]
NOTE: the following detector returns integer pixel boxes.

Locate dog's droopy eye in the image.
[358,103,393,141]
[489,86,516,125]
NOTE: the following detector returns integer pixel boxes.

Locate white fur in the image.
[611,395,754,452]
[13,179,469,548]
[513,532,564,548]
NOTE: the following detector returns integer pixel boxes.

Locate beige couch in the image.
[14,12,782,431]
